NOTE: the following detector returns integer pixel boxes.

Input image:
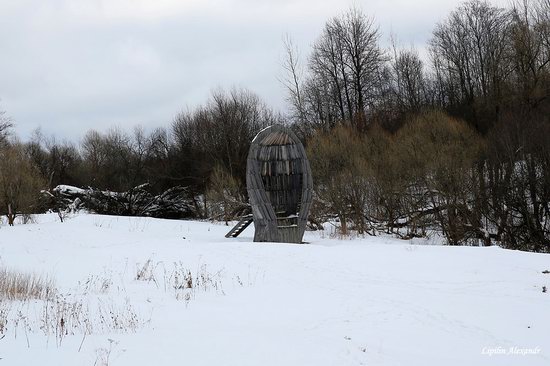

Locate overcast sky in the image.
[0,0,509,140]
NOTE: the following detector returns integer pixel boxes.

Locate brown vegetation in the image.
[0,267,55,301]
[0,143,45,225]
[0,1,549,251]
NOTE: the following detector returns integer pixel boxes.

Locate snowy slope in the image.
[0,213,548,366]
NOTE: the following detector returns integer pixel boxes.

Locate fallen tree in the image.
[42,184,199,219]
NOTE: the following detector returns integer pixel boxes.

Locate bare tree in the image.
[0,105,13,147]
[172,88,278,197]
[509,0,550,108]
[340,7,384,127]
[389,43,428,112]
[301,7,384,130]
[430,0,510,131]
[0,143,45,225]
[281,34,306,126]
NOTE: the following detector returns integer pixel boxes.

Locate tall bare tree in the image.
[290,7,384,130]
[430,0,510,131]
[0,105,13,147]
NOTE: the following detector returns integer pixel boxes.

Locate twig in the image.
[78,330,87,352]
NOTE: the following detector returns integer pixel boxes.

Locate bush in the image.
[394,110,484,244]
[205,165,248,222]
[0,143,45,225]
[307,111,485,244]
[307,125,371,234]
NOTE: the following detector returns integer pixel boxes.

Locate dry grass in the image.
[0,267,143,343]
[135,259,158,284]
[0,293,144,345]
[0,300,10,334]
[0,267,56,301]
[163,262,225,301]
[40,294,142,345]
[136,259,227,302]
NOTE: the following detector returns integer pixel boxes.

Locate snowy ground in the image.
[0,213,548,366]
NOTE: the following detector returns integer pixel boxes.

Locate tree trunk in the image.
[7,203,14,226]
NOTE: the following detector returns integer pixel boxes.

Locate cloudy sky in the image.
[0,0,508,140]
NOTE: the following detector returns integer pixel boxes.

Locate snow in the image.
[54,185,87,195]
[0,213,549,365]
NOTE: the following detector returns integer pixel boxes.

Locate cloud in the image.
[0,0,510,140]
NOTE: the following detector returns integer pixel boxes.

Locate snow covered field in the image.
[0,213,548,366]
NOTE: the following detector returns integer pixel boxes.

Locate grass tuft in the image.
[0,267,56,301]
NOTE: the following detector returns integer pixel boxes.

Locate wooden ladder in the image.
[225,214,254,238]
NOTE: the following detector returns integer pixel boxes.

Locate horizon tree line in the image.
[0,0,548,252]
